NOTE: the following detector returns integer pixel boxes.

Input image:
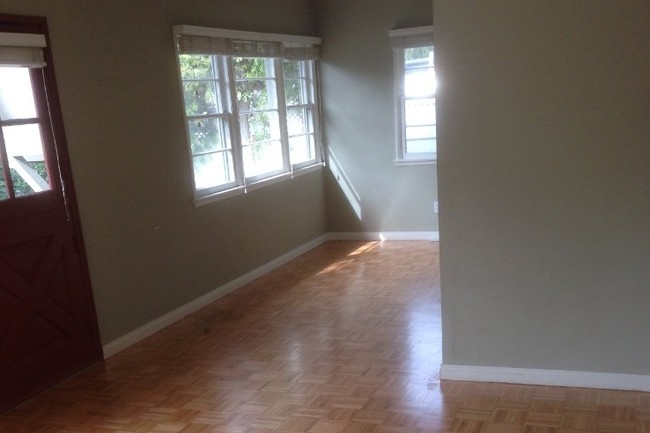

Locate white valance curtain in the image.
[389,26,434,50]
[0,32,47,68]
[175,26,320,61]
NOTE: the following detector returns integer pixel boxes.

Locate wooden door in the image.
[0,15,103,413]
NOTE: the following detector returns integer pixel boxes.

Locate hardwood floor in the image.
[2,241,650,432]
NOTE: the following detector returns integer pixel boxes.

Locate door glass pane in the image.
[193,151,233,190]
[2,124,51,197]
[0,164,8,200]
[0,67,37,120]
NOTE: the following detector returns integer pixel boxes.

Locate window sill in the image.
[193,162,323,207]
[394,158,437,166]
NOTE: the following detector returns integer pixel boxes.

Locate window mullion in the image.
[311,61,324,164]
[305,62,317,160]
[395,48,406,160]
[223,56,245,187]
[399,95,408,159]
[275,58,291,172]
[186,113,230,121]
[0,129,16,199]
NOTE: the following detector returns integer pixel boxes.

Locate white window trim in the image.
[389,25,436,166]
[173,26,323,205]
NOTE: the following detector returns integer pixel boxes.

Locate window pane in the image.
[233,57,270,80]
[188,118,228,154]
[242,140,283,178]
[193,151,233,190]
[239,111,280,144]
[283,60,301,78]
[0,165,8,200]
[405,46,433,67]
[179,55,214,80]
[406,138,436,155]
[289,135,315,165]
[183,81,219,116]
[406,125,436,140]
[284,78,307,106]
[0,67,37,120]
[405,124,436,155]
[405,98,436,126]
[286,107,312,136]
[236,79,276,111]
[404,46,435,98]
[2,124,51,197]
[405,67,435,97]
[284,60,310,106]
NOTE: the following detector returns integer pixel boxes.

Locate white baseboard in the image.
[102,234,329,358]
[103,233,437,358]
[328,231,439,241]
[440,364,650,392]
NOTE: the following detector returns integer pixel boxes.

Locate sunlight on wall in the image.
[327,148,362,220]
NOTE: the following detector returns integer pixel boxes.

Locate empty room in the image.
[1,1,650,432]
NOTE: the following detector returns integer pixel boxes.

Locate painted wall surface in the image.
[316,0,438,233]
[1,0,326,344]
[436,1,650,373]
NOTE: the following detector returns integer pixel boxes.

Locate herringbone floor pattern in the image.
[2,241,650,432]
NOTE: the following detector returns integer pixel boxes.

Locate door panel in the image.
[0,14,102,413]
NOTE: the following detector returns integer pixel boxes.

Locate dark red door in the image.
[0,15,103,412]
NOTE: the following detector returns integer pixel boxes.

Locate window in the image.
[0,31,54,200]
[174,26,322,203]
[389,26,436,165]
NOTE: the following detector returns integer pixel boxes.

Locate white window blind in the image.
[0,32,47,68]
[389,26,434,49]
[175,26,320,60]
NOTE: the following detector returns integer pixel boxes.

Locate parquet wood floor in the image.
[2,241,650,432]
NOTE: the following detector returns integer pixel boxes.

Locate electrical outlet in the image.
[434,201,439,214]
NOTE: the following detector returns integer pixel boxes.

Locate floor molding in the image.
[328,231,439,241]
[102,234,329,358]
[440,364,650,392]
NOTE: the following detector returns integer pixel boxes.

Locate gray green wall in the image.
[315,0,438,233]
[1,0,326,344]
[436,1,650,373]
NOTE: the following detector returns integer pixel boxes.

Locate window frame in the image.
[389,26,436,166]
[283,58,320,172]
[173,26,322,205]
